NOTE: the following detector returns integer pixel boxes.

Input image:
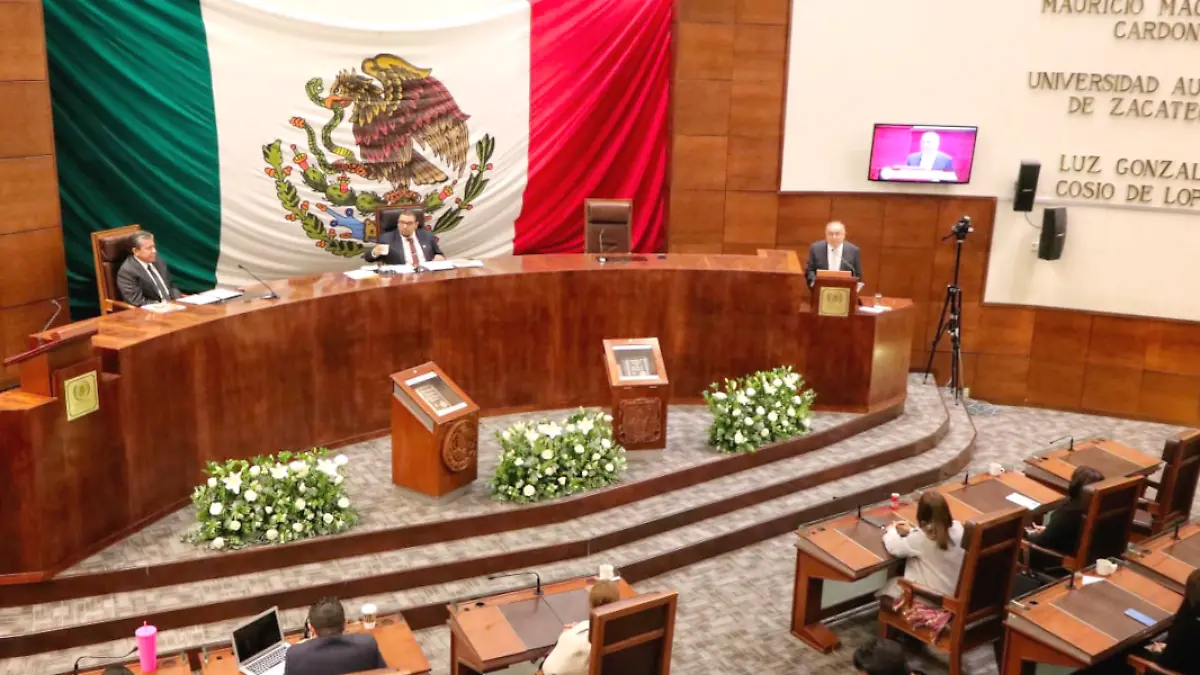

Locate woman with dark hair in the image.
[1025,465,1104,571]
[1146,567,1200,675]
[883,491,965,596]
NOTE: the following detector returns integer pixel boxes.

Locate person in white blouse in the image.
[882,491,965,597]
[905,132,954,171]
[804,221,863,287]
[538,580,622,675]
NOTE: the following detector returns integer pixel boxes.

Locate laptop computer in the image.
[232,607,290,675]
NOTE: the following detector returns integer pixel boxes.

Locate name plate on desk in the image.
[818,287,851,317]
[64,370,100,421]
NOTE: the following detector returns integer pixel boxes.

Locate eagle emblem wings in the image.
[327,54,470,187]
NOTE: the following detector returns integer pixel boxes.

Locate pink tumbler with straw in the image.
[135,622,158,672]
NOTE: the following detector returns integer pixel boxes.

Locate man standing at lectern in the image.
[805,221,862,287]
[116,231,180,306]
[363,210,445,266]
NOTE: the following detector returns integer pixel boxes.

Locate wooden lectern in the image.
[810,270,858,317]
[0,326,123,583]
[602,338,668,452]
[389,362,479,499]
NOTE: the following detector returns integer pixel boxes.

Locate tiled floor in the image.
[4,385,1188,675]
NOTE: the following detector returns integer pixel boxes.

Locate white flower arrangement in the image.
[489,409,627,503]
[186,449,357,550]
[702,366,816,454]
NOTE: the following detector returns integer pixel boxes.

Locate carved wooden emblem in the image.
[442,420,477,472]
[617,397,663,445]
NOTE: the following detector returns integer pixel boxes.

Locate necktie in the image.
[147,263,170,301]
[406,236,420,266]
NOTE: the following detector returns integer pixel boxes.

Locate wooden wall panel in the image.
[0,81,53,159]
[0,228,68,308]
[0,299,68,384]
[667,0,1198,424]
[0,157,59,235]
[0,2,47,81]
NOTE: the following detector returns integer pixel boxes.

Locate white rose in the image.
[743,417,753,426]
[266,528,279,541]
[746,387,756,396]
[211,537,225,550]
[768,411,778,422]
[792,395,802,404]
[525,430,540,444]
[545,466,555,475]
[288,460,305,472]
[544,423,562,438]
[582,470,589,477]
[265,506,274,514]
[523,485,536,497]
[773,378,783,387]
[574,444,585,454]
[299,483,308,493]
[209,502,223,516]
[515,458,525,467]
[787,407,796,417]
[270,464,288,480]
[334,475,344,485]
[245,489,258,503]
[294,498,306,511]
[228,520,241,531]
[334,454,349,466]
[541,449,553,460]
[604,414,612,422]
[293,522,304,532]
[605,462,615,472]
[207,477,218,488]
[732,408,742,417]
[502,430,511,441]
[338,497,350,509]
[578,418,594,433]
[736,394,750,406]
[323,513,334,524]
[756,406,765,415]
[601,439,612,449]
[592,453,601,461]
[558,476,567,485]
[712,392,727,400]
[734,431,745,444]
[249,465,262,477]
[760,428,770,438]
[295,464,309,477]
[802,417,811,429]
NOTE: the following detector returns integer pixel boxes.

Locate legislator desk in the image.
[1025,439,1162,491]
[77,653,190,675]
[448,575,637,673]
[1001,565,1181,675]
[1125,520,1200,593]
[0,254,914,582]
[791,473,1064,652]
[200,613,429,675]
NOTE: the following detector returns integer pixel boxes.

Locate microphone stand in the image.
[237,264,280,300]
[36,298,62,347]
[487,571,543,596]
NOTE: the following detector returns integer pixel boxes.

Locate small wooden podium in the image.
[811,270,858,317]
[602,338,668,451]
[389,362,479,499]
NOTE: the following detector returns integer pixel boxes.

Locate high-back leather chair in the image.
[584,199,632,254]
[879,507,1027,675]
[91,224,141,314]
[1023,474,1145,575]
[374,205,428,240]
[587,590,677,675]
[1135,429,1200,539]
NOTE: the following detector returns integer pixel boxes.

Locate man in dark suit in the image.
[363,209,444,266]
[905,131,954,171]
[115,231,180,306]
[283,597,387,675]
[804,221,863,287]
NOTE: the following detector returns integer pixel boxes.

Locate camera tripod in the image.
[923,217,972,402]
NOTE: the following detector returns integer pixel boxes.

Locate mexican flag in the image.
[45,0,670,314]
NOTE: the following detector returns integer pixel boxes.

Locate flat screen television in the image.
[868,124,978,184]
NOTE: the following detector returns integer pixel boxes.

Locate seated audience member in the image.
[1145,567,1200,675]
[282,597,387,675]
[115,231,180,306]
[883,492,965,596]
[853,639,925,675]
[539,580,622,675]
[1025,465,1104,572]
[100,668,135,675]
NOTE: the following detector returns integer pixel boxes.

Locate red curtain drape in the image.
[514,0,672,254]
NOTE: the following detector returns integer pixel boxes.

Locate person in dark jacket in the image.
[282,597,387,675]
[1146,567,1200,675]
[1025,465,1104,572]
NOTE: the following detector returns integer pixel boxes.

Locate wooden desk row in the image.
[76,613,430,675]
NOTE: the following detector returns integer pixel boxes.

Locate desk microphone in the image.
[237,264,280,300]
[963,471,970,485]
[36,298,62,347]
[73,646,137,675]
[1173,522,1182,541]
[488,571,543,596]
[1047,435,1075,451]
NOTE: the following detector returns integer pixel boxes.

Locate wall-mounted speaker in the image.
[1014,161,1041,212]
[1038,207,1067,260]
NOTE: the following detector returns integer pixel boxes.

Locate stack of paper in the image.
[379,264,414,274]
[139,302,187,314]
[449,259,485,269]
[179,288,243,305]
[343,269,378,280]
[419,260,456,272]
[1005,493,1041,510]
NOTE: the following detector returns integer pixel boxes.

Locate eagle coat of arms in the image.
[262,54,496,256]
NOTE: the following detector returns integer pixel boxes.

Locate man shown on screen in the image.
[905,131,954,171]
[805,221,862,287]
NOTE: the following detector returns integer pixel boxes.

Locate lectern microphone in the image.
[488,570,543,596]
[36,298,62,347]
[237,264,280,300]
